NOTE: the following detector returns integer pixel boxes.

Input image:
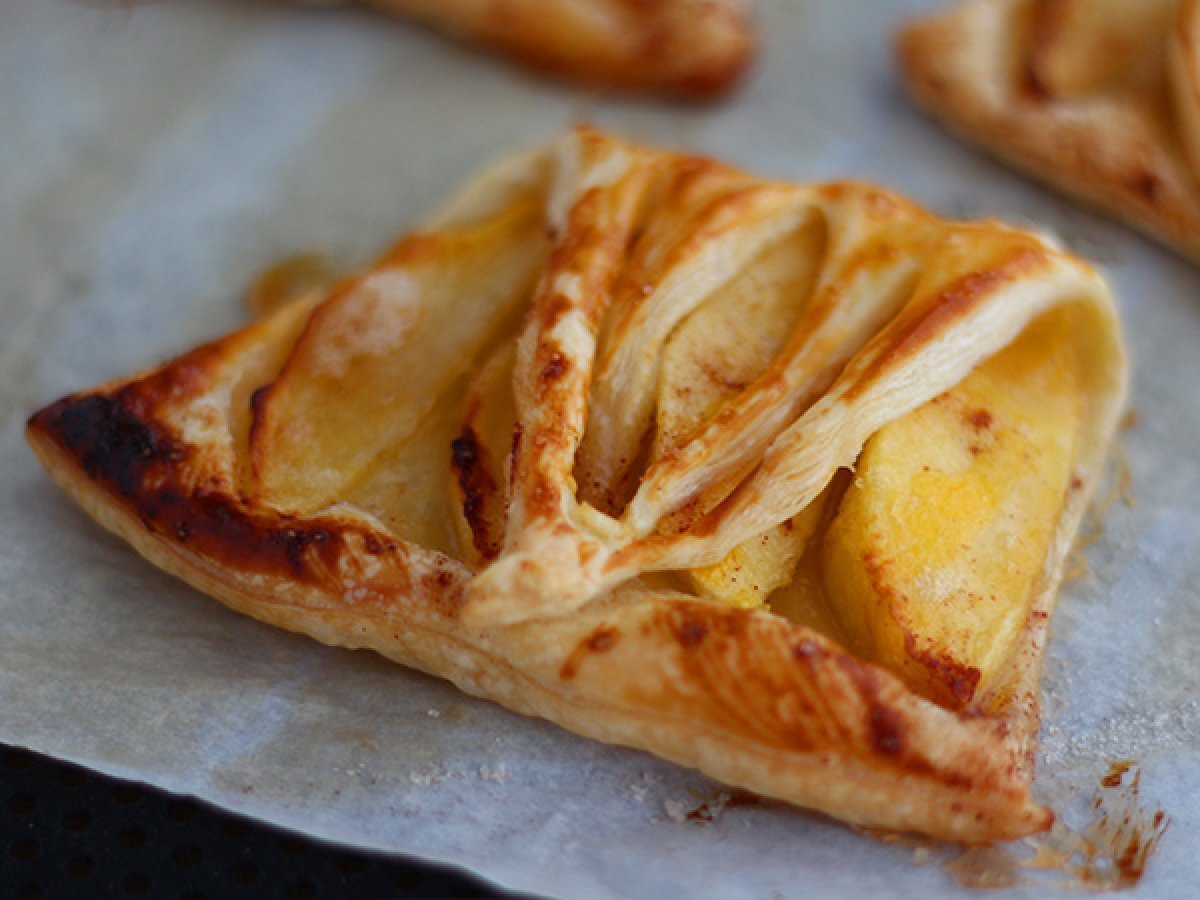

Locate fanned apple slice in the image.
[576,171,806,512]
[229,296,325,495]
[686,497,827,610]
[652,217,823,464]
[766,475,851,638]
[337,397,466,556]
[822,307,1081,708]
[650,216,823,606]
[624,196,922,538]
[250,185,549,514]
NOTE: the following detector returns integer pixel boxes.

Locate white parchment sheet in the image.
[2,1,1198,896]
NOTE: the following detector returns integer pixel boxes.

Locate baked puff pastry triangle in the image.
[897,0,1200,263]
[298,0,754,98]
[27,128,1127,843]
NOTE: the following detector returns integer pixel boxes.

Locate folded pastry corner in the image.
[896,0,1200,262]
[27,127,1127,844]
[299,0,755,98]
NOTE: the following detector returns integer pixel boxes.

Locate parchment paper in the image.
[2,1,1197,896]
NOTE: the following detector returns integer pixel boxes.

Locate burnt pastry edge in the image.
[28,374,1050,843]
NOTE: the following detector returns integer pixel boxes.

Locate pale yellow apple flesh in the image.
[821,309,1081,707]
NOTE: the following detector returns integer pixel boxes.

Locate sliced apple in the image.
[822,308,1081,707]
[249,189,548,515]
[687,495,826,609]
[649,222,824,607]
[653,221,820,463]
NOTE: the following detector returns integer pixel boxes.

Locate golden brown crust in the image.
[25,129,1128,843]
[26,422,1049,841]
[323,0,755,98]
[896,0,1200,263]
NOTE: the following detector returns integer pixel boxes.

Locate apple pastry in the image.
[27,128,1127,843]
[897,0,1200,262]
[297,0,754,98]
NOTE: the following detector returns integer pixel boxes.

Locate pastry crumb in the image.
[663,799,688,823]
[408,768,448,786]
[478,764,509,783]
[663,790,734,825]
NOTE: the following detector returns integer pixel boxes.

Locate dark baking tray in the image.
[2,745,534,899]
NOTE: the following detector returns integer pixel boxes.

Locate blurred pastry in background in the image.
[898,0,1200,262]
[298,0,756,98]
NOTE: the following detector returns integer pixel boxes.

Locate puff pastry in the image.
[27,128,1127,843]
[298,0,755,97]
[897,0,1200,262]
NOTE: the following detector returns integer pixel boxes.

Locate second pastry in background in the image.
[297,0,756,98]
[897,0,1200,263]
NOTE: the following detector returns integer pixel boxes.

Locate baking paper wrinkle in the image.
[2,0,1197,897]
